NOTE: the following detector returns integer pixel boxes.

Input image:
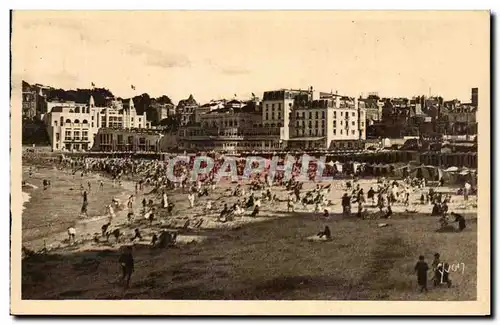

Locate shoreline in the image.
[21,162,478,257]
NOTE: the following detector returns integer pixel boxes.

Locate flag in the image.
[251,92,255,97]
[91,82,95,87]
[234,94,237,98]
[131,85,136,90]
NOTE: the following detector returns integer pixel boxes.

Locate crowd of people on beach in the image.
[22,153,477,291]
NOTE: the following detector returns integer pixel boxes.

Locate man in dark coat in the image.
[415,255,429,292]
[118,246,134,288]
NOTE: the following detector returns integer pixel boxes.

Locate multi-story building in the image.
[177,94,198,126]
[261,88,314,141]
[288,94,366,150]
[43,96,151,151]
[148,100,175,125]
[22,81,37,120]
[178,103,281,152]
[92,128,163,152]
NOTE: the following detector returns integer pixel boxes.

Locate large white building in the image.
[261,88,315,141]
[44,96,151,151]
[288,93,366,150]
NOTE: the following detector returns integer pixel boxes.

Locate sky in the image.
[11,11,489,104]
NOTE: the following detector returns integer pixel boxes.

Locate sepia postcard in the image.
[10,10,491,316]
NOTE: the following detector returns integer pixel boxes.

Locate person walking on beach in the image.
[341,193,351,217]
[118,246,134,289]
[100,181,104,191]
[67,227,76,244]
[415,255,429,293]
[162,192,168,208]
[80,190,89,218]
[188,193,195,208]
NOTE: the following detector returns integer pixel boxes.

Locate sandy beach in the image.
[21,162,478,300]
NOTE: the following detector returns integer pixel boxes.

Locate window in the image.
[302,112,305,118]
[333,129,336,135]
[352,112,355,117]
[296,112,300,119]
[75,107,80,113]
[352,121,355,126]
[278,103,281,110]
[272,113,275,120]
[333,120,337,127]
[340,120,343,125]
[315,112,319,119]
[54,121,58,127]
[65,130,71,140]
[66,119,71,124]
[340,112,343,116]
[266,104,269,109]
[315,130,318,136]
[74,119,80,124]
[278,113,281,119]
[56,133,60,141]
[308,112,311,119]
[265,113,269,120]
[322,120,325,127]
[322,111,325,119]
[340,129,343,135]
[272,104,275,109]
[302,121,305,127]
[352,130,355,135]
[296,121,300,128]
[82,131,88,140]
[309,129,312,136]
[315,121,318,128]
[334,111,337,118]
[82,119,88,124]
[91,122,94,127]
[91,116,94,120]
[117,134,123,144]
[74,131,80,140]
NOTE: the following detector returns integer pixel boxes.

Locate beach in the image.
[21,163,478,300]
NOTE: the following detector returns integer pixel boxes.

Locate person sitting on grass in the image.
[381,205,393,219]
[451,212,466,232]
[317,225,332,240]
[250,203,260,218]
[218,204,230,223]
[131,228,142,242]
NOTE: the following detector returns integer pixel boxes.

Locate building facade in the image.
[92,128,163,152]
[178,104,281,152]
[288,94,366,150]
[44,96,151,151]
[261,88,314,141]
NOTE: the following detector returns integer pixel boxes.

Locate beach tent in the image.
[409,165,439,180]
[444,166,459,173]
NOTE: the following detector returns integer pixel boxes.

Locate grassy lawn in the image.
[22,209,476,300]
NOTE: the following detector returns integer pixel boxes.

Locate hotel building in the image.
[43,96,151,151]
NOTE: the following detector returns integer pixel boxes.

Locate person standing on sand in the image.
[162,192,168,208]
[100,181,104,191]
[67,227,76,244]
[118,246,134,289]
[415,255,429,293]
